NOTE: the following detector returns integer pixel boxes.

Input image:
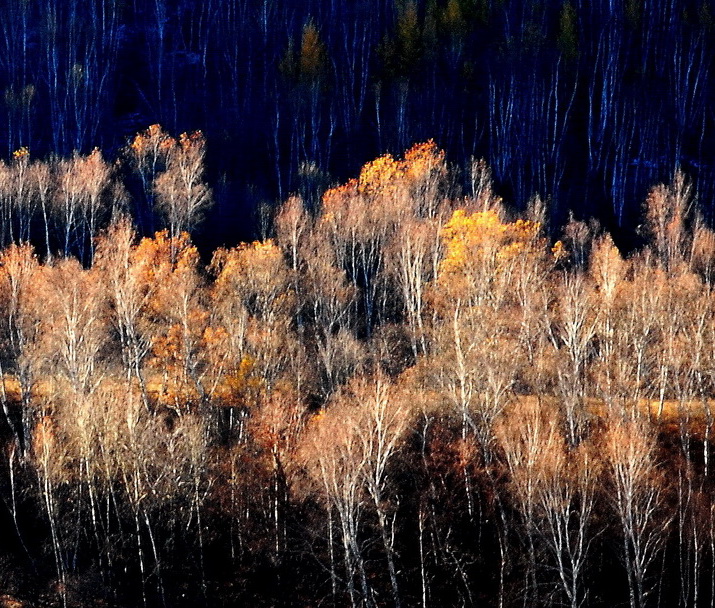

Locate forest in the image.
[2,0,715,606]
[0,134,712,608]
[0,0,714,242]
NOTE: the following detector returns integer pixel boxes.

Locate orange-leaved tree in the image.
[142,230,209,410]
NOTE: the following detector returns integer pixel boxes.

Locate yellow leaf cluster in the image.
[322,141,447,209]
[439,209,543,277]
[403,139,446,183]
[439,209,506,273]
[299,21,328,79]
[357,140,446,198]
[214,239,285,289]
[551,240,568,261]
[32,415,56,464]
[12,147,29,160]
[134,230,197,278]
[358,153,404,197]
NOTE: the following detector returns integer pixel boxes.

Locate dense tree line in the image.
[0,141,714,607]
[0,0,714,242]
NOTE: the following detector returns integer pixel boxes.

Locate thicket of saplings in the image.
[0,136,714,608]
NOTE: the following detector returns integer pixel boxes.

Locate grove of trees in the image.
[0,0,714,243]
[0,137,714,608]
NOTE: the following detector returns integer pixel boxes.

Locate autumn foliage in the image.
[0,140,713,608]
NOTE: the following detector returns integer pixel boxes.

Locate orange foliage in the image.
[358,153,404,197]
[299,21,328,80]
[178,130,204,151]
[214,239,285,286]
[212,239,293,320]
[133,229,197,284]
[12,147,29,160]
[356,140,445,198]
[211,355,261,406]
[322,140,446,217]
[128,123,175,161]
[402,140,446,183]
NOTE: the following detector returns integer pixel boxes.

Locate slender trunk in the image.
[419,503,428,608]
[351,533,371,608]
[42,474,66,607]
[273,455,281,558]
[0,360,16,443]
[710,504,715,608]
[143,509,166,607]
[194,481,207,598]
[524,528,537,608]
[85,461,103,573]
[624,531,637,608]
[376,506,401,608]
[7,446,32,565]
[704,397,712,478]
[41,194,51,260]
[328,506,337,604]
[134,511,147,608]
[341,519,357,608]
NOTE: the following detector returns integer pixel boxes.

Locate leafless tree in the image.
[154,131,212,243]
[34,257,108,396]
[551,271,597,446]
[603,416,672,608]
[644,170,692,272]
[94,218,156,407]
